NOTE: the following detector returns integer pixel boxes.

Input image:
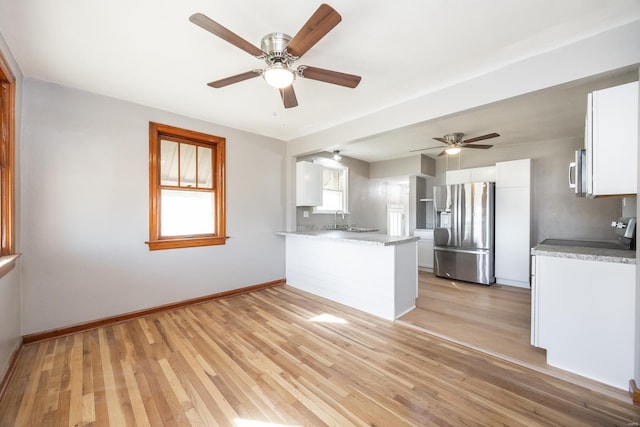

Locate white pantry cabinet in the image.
[495,159,531,288]
[531,254,635,390]
[296,161,323,206]
[586,81,638,197]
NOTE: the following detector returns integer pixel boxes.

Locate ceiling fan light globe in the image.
[263,64,295,88]
[445,147,462,155]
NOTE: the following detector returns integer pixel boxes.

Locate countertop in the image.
[531,244,636,264]
[276,230,419,247]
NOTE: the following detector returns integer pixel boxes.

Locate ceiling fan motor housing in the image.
[261,32,293,64]
[444,132,465,144]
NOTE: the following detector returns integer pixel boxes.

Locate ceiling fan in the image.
[189,4,361,109]
[411,132,500,156]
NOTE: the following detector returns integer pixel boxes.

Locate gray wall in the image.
[20,78,287,334]
[0,30,22,382]
[435,137,624,244]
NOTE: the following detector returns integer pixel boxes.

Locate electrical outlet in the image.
[303,210,309,218]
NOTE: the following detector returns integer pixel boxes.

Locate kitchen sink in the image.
[345,227,379,233]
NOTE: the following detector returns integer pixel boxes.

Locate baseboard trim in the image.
[630,379,640,406]
[0,340,24,402]
[22,279,285,344]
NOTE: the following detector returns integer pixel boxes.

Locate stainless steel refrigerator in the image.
[433,182,495,285]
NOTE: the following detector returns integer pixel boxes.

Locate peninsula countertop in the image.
[531,243,636,264]
[276,230,419,247]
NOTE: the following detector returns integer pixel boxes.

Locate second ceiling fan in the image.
[190,3,361,108]
[412,132,500,156]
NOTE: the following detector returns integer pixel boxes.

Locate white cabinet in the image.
[296,161,323,206]
[532,254,635,390]
[415,229,434,271]
[586,81,638,197]
[471,166,496,182]
[495,159,531,288]
[445,169,470,185]
[445,166,496,184]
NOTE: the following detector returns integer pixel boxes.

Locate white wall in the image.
[0,29,22,380]
[20,79,286,335]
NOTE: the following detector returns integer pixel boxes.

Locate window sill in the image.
[0,253,21,280]
[146,236,227,251]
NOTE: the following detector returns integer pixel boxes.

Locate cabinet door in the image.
[530,255,539,347]
[296,161,323,206]
[495,186,530,287]
[589,81,638,196]
[470,166,496,182]
[445,169,471,185]
[496,159,531,188]
[417,239,434,269]
[536,255,635,389]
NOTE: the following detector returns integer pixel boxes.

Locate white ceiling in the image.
[344,67,639,162]
[1,0,639,159]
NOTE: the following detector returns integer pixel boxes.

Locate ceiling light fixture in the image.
[332,150,342,161]
[445,147,462,155]
[263,63,295,88]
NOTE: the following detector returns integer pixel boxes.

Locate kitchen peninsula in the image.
[276,231,419,321]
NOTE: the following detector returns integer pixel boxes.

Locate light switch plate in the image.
[303,211,309,218]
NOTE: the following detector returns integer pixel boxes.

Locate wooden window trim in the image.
[0,49,16,264]
[146,122,226,251]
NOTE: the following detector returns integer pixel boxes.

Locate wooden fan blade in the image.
[279,86,298,109]
[286,4,341,58]
[437,150,448,157]
[463,132,500,144]
[190,13,265,57]
[207,70,261,88]
[409,146,442,152]
[433,137,449,144]
[298,66,361,88]
[463,144,493,149]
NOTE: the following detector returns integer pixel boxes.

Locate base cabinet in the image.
[417,240,433,270]
[415,229,434,271]
[532,254,635,389]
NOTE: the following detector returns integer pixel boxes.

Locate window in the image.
[0,51,15,258]
[146,122,226,250]
[314,164,348,213]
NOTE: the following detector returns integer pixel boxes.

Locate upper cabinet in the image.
[586,81,638,198]
[296,161,323,206]
[445,166,496,185]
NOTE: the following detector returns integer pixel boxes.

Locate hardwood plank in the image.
[0,285,638,425]
[21,279,285,344]
[399,272,634,403]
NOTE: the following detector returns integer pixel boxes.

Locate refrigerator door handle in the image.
[434,246,488,255]
[569,161,576,188]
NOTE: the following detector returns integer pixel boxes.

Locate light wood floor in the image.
[400,272,543,365]
[399,271,631,401]
[1,285,639,426]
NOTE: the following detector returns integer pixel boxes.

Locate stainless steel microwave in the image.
[569,149,586,197]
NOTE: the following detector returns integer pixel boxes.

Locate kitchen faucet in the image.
[334,210,345,230]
